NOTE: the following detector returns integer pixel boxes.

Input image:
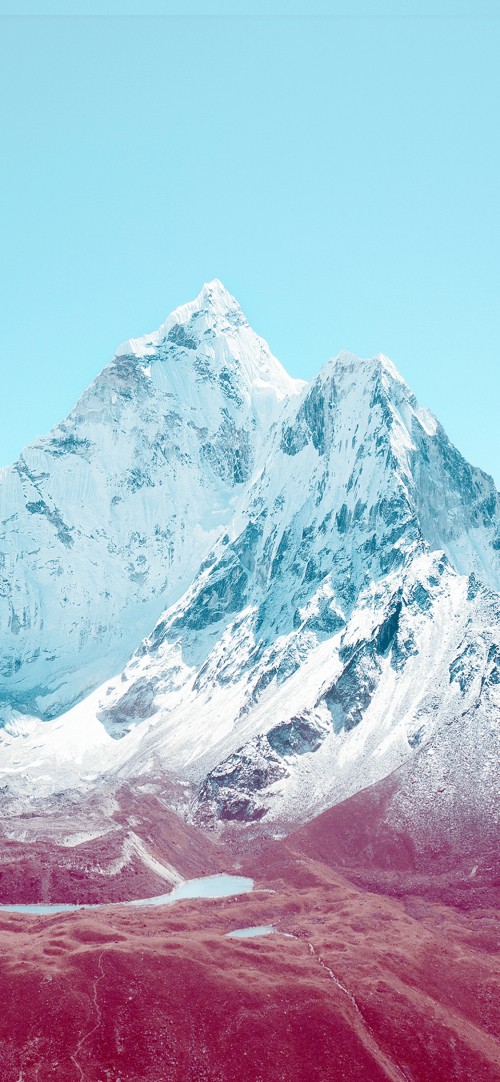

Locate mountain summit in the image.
[116,278,300,402]
[0,283,498,856]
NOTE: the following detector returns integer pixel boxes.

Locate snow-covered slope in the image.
[0,284,498,837]
[0,280,302,721]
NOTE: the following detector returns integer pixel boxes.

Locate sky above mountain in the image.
[0,2,498,484]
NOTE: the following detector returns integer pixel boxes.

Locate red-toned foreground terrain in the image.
[0,778,498,1082]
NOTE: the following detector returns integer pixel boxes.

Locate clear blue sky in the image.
[0,1,499,484]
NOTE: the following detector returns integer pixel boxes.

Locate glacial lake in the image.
[0,873,254,914]
[226,924,275,938]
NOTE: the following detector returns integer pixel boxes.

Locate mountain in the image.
[0,282,498,858]
[0,280,301,722]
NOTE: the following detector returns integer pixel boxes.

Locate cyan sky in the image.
[0,2,499,484]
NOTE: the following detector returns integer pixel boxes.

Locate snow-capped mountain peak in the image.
[115,278,301,404]
[0,286,498,843]
[0,284,303,722]
[116,278,240,359]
